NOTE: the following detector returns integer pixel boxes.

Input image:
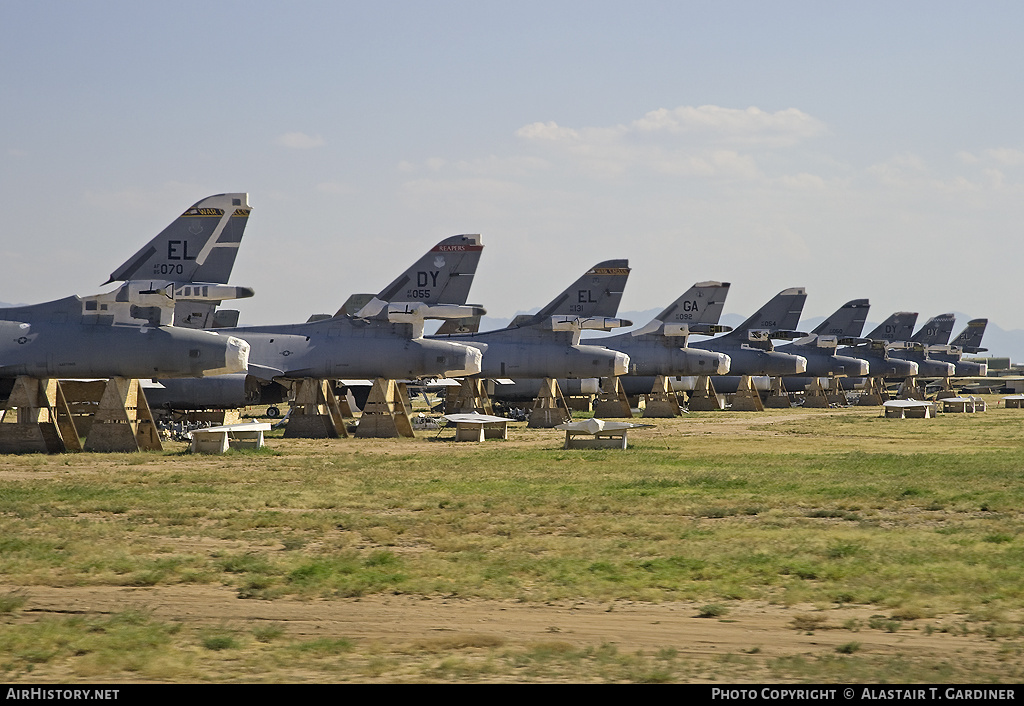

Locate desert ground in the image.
[1,400,1022,682]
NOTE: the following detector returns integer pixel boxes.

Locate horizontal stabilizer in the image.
[770,330,809,341]
[435,315,482,335]
[550,316,632,331]
[211,310,240,328]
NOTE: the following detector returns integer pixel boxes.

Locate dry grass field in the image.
[1,398,1023,682]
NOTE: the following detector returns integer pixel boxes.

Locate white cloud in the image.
[513,105,826,180]
[515,121,582,142]
[277,132,326,149]
[630,105,827,144]
[983,148,1024,166]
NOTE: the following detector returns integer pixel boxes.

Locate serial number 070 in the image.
[153,264,185,275]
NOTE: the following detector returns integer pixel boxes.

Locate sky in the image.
[3,1,1023,343]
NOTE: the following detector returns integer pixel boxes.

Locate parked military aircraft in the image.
[913,317,989,376]
[429,260,631,381]
[145,234,488,410]
[874,312,956,378]
[581,282,733,396]
[0,196,255,395]
[686,287,810,378]
[778,299,914,390]
[834,310,920,381]
[0,289,250,385]
[774,299,871,381]
[488,280,734,401]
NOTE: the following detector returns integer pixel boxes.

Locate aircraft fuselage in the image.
[0,317,248,380]
[432,327,628,379]
[580,333,730,377]
[219,316,482,380]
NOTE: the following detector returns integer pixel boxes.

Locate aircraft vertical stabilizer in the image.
[951,318,988,353]
[654,281,731,329]
[865,312,918,343]
[374,234,484,307]
[712,287,807,344]
[527,259,631,323]
[106,193,251,284]
[809,299,870,339]
[911,313,956,346]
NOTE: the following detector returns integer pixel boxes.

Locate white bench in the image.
[442,414,513,442]
[555,418,654,449]
[882,400,936,418]
[190,422,272,454]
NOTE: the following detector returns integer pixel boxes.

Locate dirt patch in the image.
[9,583,1000,663]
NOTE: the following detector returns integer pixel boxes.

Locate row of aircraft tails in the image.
[0,193,997,416]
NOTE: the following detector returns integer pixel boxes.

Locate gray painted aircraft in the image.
[490,281,733,400]
[686,287,810,378]
[948,318,989,354]
[912,317,989,376]
[429,260,631,381]
[775,299,871,380]
[871,312,956,378]
[1,195,258,392]
[834,310,920,381]
[781,299,915,389]
[146,234,488,410]
[0,287,250,384]
[581,282,733,397]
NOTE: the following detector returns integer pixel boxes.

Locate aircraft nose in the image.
[462,345,483,375]
[792,355,808,374]
[611,351,630,376]
[225,336,250,374]
[440,343,483,377]
[716,353,731,375]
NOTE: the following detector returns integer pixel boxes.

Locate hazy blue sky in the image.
[3,1,1022,332]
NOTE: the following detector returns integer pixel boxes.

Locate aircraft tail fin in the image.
[530,259,631,321]
[810,299,870,338]
[912,313,956,346]
[106,193,251,285]
[654,281,731,328]
[373,234,484,307]
[865,311,918,343]
[951,318,988,353]
[715,287,807,344]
